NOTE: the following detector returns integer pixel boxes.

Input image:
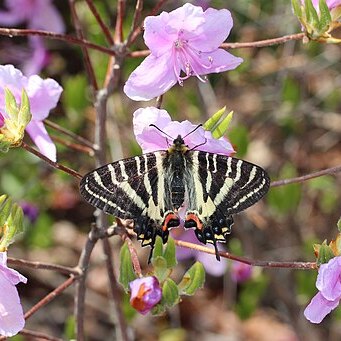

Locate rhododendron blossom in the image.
[129,276,162,315]
[0,252,27,337]
[133,107,235,155]
[304,256,341,323]
[124,3,243,101]
[0,65,63,161]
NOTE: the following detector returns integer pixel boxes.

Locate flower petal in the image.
[189,8,233,52]
[0,253,27,286]
[202,130,235,155]
[23,37,49,76]
[304,291,340,323]
[124,53,178,101]
[26,75,62,121]
[196,244,227,276]
[0,271,25,337]
[190,48,243,76]
[0,65,27,111]
[26,121,57,161]
[316,256,341,301]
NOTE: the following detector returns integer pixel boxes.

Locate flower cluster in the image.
[124,3,242,101]
[0,64,62,161]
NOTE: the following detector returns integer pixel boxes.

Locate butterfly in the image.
[80,131,270,260]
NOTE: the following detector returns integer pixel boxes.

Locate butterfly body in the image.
[80,135,270,259]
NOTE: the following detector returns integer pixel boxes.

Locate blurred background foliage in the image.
[0,0,341,340]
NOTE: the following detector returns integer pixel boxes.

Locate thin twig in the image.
[20,329,63,341]
[174,240,317,270]
[128,0,169,45]
[114,0,125,44]
[7,257,80,276]
[86,0,114,45]
[21,142,83,180]
[126,0,144,46]
[271,165,341,187]
[75,225,99,341]
[51,135,95,155]
[69,0,99,92]
[102,238,130,341]
[44,119,96,151]
[0,27,115,55]
[25,276,76,320]
[127,33,306,58]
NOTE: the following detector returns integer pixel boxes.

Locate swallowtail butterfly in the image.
[80,133,270,260]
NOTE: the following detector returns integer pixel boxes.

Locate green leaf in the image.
[18,89,32,127]
[318,0,332,31]
[178,261,205,295]
[4,88,18,121]
[0,195,12,227]
[203,106,226,131]
[164,237,177,268]
[119,242,137,291]
[152,256,171,283]
[305,0,320,26]
[212,111,234,139]
[337,218,341,233]
[228,125,249,157]
[152,236,163,260]
[292,0,303,18]
[63,315,76,340]
[162,278,179,307]
[317,242,335,265]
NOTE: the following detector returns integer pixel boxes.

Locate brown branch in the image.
[128,0,170,45]
[51,135,95,155]
[114,0,125,44]
[7,257,80,276]
[44,119,96,151]
[127,33,306,58]
[25,276,76,320]
[20,329,63,341]
[21,142,83,180]
[0,27,115,55]
[174,240,317,270]
[69,0,98,92]
[86,0,114,45]
[271,165,341,187]
[126,0,144,46]
[75,224,99,341]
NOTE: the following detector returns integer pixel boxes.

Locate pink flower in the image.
[0,0,65,33]
[0,64,63,161]
[230,261,252,283]
[124,3,243,101]
[129,276,162,315]
[0,0,64,75]
[310,0,341,10]
[0,252,27,337]
[133,107,235,155]
[304,256,341,323]
[174,227,227,277]
[0,113,4,128]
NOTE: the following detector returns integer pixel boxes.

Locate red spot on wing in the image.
[185,213,203,230]
[162,212,179,231]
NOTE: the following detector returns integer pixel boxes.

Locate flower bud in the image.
[129,276,162,315]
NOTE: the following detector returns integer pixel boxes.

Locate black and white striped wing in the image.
[80,152,170,222]
[197,152,270,215]
[183,151,269,249]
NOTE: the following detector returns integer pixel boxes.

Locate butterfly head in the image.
[168,135,189,154]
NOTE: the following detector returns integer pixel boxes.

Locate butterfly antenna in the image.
[190,138,207,151]
[149,124,174,140]
[183,124,203,139]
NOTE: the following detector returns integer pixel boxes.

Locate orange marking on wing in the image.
[162,213,178,231]
[185,213,203,230]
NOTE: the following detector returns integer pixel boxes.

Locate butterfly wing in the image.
[183,151,270,257]
[80,152,179,247]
